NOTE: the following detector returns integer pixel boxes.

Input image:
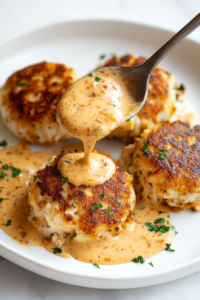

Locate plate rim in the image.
[0,18,200,288]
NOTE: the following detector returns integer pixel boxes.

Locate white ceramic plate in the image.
[0,20,200,289]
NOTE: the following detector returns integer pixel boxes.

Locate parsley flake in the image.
[33,175,40,182]
[154,218,165,224]
[62,178,66,185]
[110,53,117,58]
[53,248,62,254]
[9,165,21,178]
[72,202,76,208]
[0,159,3,162]
[100,54,106,60]
[132,256,145,264]
[116,198,121,204]
[93,263,100,269]
[135,154,140,158]
[142,143,148,153]
[0,171,7,178]
[2,164,9,169]
[0,198,5,203]
[145,222,171,234]
[6,219,12,226]
[0,140,7,147]
[177,84,184,91]
[158,211,163,214]
[7,152,12,155]
[161,149,168,152]
[95,77,101,82]
[99,194,104,199]
[88,73,93,77]
[91,203,103,210]
[127,118,131,122]
[165,244,175,252]
[149,262,154,267]
[104,209,114,217]
[18,81,28,86]
[155,152,167,160]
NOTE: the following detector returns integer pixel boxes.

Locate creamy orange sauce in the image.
[0,143,175,264]
[57,68,140,186]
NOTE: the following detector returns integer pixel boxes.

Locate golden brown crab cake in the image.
[28,151,136,246]
[0,62,79,145]
[127,121,200,211]
[96,54,177,144]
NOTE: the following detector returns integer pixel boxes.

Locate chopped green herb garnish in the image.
[149,262,154,267]
[0,171,7,178]
[116,198,121,204]
[135,154,140,158]
[0,159,3,162]
[171,226,178,235]
[72,202,76,208]
[165,244,175,252]
[93,263,100,269]
[100,54,106,60]
[145,222,156,232]
[157,225,171,233]
[154,218,165,224]
[7,152,12,155]
[91,203,103,210]
[2,164,21,178]
[99,194,104,199]
[110,53,117,58]
[18,81,28,86]
[127,118,131,122]
[145,222,171,234]
[62,178,66,185]
[108,196,111,200]
[177,84,184,91]
[155,152,168,160]
[88,73,93,77]
[132,256,145,264]
[0,140,7,147]
[53,248,62,254]
[2,164,9,169]
[142,143,148,153]
[161,149,168,152]
[33,175,40,182]
[0,198,5,203]
[158,211,163,214]
[173,121,177,123]
[104,209,114,217]
[5,219,11,226]
[10,166,21,177]
[95,77,101,82]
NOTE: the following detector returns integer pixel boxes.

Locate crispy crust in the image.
[132,121,200,210]
[137,122,200,189]
[1,62,77,122]
[31,151,135,239]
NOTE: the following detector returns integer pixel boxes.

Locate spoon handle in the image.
[143,13,200,74]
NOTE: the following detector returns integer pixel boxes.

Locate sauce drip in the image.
[57,68,140,186]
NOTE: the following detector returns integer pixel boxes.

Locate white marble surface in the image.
[0,0,200,299]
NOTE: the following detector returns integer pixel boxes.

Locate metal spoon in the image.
[98,13,200,119]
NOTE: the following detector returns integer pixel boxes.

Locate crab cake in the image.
[0,62,79,144]
[96,54,178,144]
[28,151,136,246]
[125,121,200,211]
